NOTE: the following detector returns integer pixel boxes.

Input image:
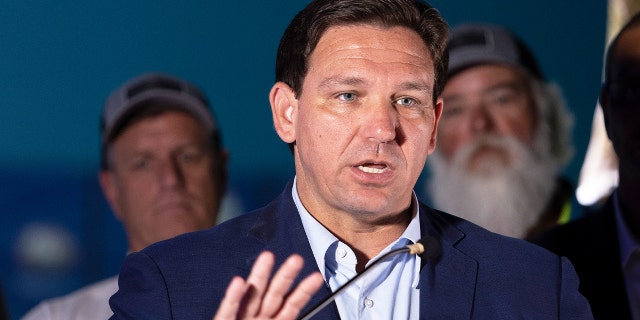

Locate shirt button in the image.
[336,247,347,258]
[364,298,374,308]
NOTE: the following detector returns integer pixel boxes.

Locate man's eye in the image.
[492,94,513,105]
[487,88,521,108]
[396,97,417,107]
[179,151,202,164]
[338,92,356,101]
[132,159,150,170]
[442,104,464,118]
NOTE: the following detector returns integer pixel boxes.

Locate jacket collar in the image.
[248,180,479,319]
[418,204,477,318]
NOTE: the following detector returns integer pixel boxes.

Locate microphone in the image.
[298,236,441,320]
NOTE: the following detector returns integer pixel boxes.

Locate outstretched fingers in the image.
[258,254,319,316]
[212,251,325,320]
[273,271,324,319]
[242,251,278,317]
[214,277,250,320]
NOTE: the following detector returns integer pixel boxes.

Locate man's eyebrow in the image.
[442,80,523,102]
[398,81,432,95]
[318,76,433,95]
[441,93,463,103]
[485,80,524,93]
[318,76,367,89]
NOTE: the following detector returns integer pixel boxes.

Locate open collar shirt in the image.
[293,177,422,320]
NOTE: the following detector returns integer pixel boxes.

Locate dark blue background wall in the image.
[0,1,605,318]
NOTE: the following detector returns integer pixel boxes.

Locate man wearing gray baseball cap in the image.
[425,23,575,239]
[22,72,228,320]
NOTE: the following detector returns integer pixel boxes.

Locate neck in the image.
[311,206,413,272]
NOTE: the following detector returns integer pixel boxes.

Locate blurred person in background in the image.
[21,72,228,320]
[531,12,640,319]
[426,23,574,238]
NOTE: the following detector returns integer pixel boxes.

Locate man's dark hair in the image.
[275,0,449,103]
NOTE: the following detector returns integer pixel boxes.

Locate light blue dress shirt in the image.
[293,177,422,319]
[614,190,640,320]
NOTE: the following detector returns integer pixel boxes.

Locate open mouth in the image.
[356,163,390,174]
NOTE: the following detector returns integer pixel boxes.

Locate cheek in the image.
[505,115,536,144]
[115,171,159,205]
[500,101,537,142]
[435,122,465,159]
[407,121,436,155]
[119,180,151,208]
[187,165,220,197]
[112,182,150,226]
[114,175,138,198]
[298,112,344,149]
[185,166,214,189]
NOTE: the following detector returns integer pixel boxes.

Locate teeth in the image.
[358,166,386,174]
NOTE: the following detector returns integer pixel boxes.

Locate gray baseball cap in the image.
[447,23,544,80]
[101,72,217,144]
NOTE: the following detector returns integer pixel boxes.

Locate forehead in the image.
[610,27,640,79]
[116,111,208,144]
[132,109,205,131]
[446,64,527,87]
[310,24,432,69]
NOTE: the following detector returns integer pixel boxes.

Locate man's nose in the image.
[470,103,496,133]
[363,101,398,144]
[158,158,184,188]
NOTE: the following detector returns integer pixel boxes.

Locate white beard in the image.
[427,134,557,238]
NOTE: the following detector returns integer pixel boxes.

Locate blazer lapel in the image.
[247,182,479,319]
[248,180,341,320]
[419,205,477,319]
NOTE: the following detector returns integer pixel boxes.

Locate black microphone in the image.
[298,236,441,320]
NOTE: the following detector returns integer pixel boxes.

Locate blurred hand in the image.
[213,251,324,320]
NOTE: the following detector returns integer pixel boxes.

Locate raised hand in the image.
[214,251,325,320]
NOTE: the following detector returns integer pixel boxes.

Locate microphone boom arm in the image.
[298,238,437,320]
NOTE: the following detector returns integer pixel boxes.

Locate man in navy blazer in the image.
[110,0,593,318]
[110,180,592,319]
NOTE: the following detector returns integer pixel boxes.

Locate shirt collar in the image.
[293,176,422,279]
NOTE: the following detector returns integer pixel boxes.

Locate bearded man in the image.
[427,23,574,238]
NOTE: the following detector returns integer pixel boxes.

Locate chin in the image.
[353,194,406,216]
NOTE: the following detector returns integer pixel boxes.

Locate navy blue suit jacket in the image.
[530,195,630,319]
[110,180,592,319]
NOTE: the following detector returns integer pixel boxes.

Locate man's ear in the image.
[427,97,444,154]
[270,81,297,143]
[98,170,123,221]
